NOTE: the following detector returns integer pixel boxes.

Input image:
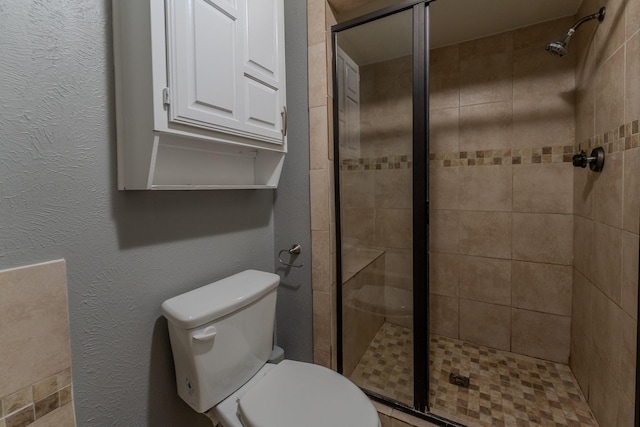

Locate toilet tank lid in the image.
[161,270,280,330]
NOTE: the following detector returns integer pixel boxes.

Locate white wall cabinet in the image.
[113,0,287,190]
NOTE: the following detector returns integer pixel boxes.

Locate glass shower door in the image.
[334,7,422,409]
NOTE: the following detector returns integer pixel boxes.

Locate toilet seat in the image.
[236,360,380,427]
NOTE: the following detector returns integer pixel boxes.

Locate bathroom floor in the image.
[350,323,599,427]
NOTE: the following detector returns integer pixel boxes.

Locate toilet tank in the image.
[161,270,280,413]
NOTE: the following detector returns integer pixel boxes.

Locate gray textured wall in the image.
[0,0,309,426]
[274,0,313,363]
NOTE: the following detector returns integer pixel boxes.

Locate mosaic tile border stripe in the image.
[341,145,574,170]
[1,368,73,427]
[341,155,413,171]
[429,145,575,167]
[579,118,640,153]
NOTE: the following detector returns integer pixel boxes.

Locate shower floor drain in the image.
[448,372,470,388]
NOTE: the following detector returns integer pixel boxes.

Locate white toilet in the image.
[161,269,381,427]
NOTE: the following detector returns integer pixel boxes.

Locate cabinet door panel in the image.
[245,78,278,131]
[345,61,359,100]
[246,0,277,78]
[216,0,237,9]
[167,0,284,144]
[337,55,345,114]
[337,48,360,157]
[194,0,236,116]
[243,0,283,140]
[168,0,243,129]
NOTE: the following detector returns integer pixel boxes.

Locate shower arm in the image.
[568,7,606,34]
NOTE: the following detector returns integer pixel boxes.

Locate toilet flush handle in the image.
[193,326,217,342]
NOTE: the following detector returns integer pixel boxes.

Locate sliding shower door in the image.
[333,1,430,414]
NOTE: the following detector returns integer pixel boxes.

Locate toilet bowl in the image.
[211,360,380,427]
[161,269,380,427]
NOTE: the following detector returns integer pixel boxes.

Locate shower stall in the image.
[331,0,639,426]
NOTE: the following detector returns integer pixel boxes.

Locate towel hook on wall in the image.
[278,244,303,268]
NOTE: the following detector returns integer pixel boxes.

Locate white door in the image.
[165,0,286,145]
[337,47,360,158]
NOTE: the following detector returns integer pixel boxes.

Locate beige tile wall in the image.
[429,17,576,364]
[0,260,75,427]
[571,0,640,425]
[308,0,337,371]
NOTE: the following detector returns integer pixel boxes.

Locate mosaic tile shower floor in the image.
[349,323,599,427]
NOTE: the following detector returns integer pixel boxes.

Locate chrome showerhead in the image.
[545,7,606,57]
[545,32,573,57]
[545,41,568,56]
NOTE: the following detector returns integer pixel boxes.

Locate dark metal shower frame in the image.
[637,216,640,427]
[332,1,446,424]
